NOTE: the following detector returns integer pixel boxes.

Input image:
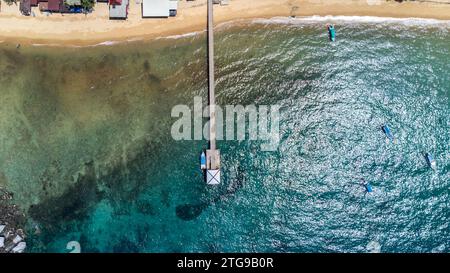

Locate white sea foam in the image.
[156,31,204,40]
[32,43,62,47]
[92,40,120,46]
[31,32,201,47]
[30,33,199,47]
[86,38,145,47]
[252,16,450,26]
[32,39,132,48]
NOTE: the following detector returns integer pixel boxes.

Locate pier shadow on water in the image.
[176,166,246,221]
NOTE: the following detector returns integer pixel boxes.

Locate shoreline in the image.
[0,0,450,46]
[12,16,450,48]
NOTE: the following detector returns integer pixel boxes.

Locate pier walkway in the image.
[206,0,221,185]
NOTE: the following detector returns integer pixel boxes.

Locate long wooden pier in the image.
[208,0,216,152]
[205,0,220,185]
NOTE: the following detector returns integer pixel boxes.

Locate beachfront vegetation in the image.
[4,0,17,6]
[81,0,95,11]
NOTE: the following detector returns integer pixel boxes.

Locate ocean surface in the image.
[0,17,449,253]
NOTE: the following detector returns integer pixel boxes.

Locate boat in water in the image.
[382,125,394,142]
[327,24,336,42]
[425,153,437,170]
[361,179,373,193]
[200,151,207,170]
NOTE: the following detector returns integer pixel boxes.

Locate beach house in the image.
[109,0,129,20]
[19,0,31,16]
[48,0,63,12]
[38,0,63,12]
[38,0,47,11]
[142,0,170,18]
[169,0,178,17]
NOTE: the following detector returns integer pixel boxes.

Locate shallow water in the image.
[0,17,449,253]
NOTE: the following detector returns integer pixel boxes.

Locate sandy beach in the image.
[0,0,449,46]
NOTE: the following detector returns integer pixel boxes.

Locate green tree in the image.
[4,0,18,6]
[80,0,95,11]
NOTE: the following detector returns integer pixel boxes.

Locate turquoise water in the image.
[0,17,449,253]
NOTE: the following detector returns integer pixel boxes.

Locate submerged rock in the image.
[175,203,208,221]
[28,161,103,228]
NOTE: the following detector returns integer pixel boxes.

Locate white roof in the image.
[206,169,220,185]
[142,0,170,18]
[12,242,26,253]
[109,0,129,19]
[169,0,177,10]
[13,235,22,244]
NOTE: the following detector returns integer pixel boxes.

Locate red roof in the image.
[109,0,122,5]
[48,0,61,11]
[39,2,48,11]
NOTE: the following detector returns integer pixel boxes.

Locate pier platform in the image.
[206,150,220,185]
